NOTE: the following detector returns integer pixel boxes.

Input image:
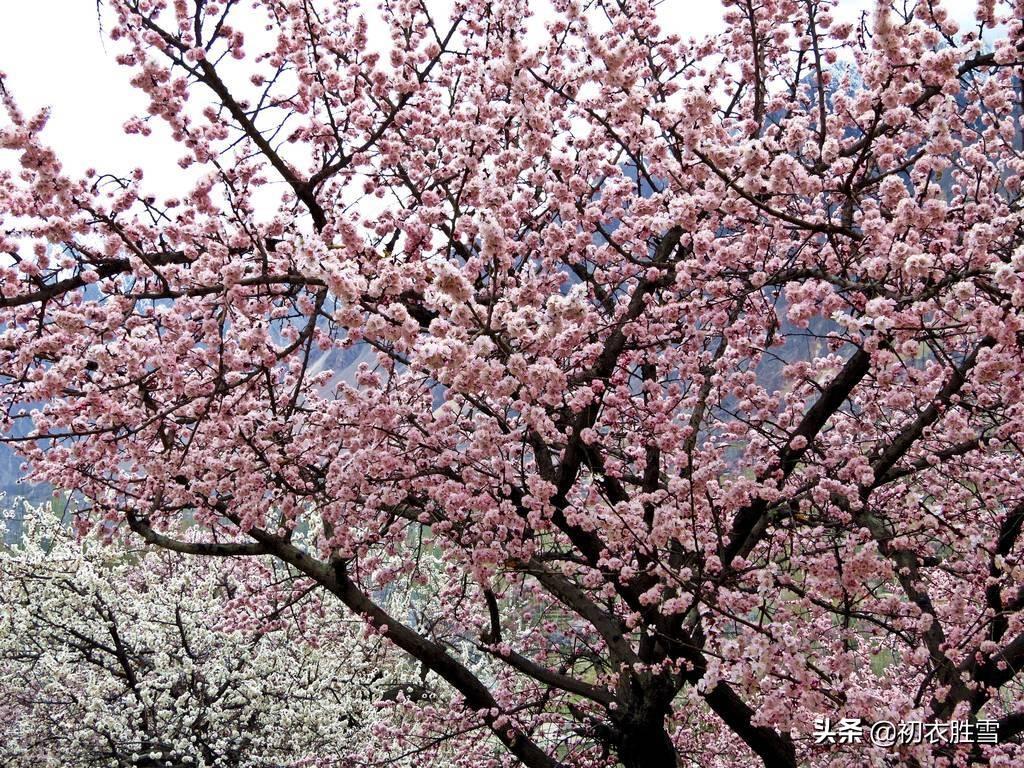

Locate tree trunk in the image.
[617,718,679,768]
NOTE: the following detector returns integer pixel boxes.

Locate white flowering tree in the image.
[0,502,489,768]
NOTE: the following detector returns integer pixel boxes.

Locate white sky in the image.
[0,0,983,194]
[0,1,186,187]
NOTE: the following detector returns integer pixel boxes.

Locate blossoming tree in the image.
[0,502,479,767]
[2,0,1024,765]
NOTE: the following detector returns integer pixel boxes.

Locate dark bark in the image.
[616,715,679,768]
[704,683,797,768]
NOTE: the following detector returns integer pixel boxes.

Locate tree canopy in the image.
[2,1,1024,766]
